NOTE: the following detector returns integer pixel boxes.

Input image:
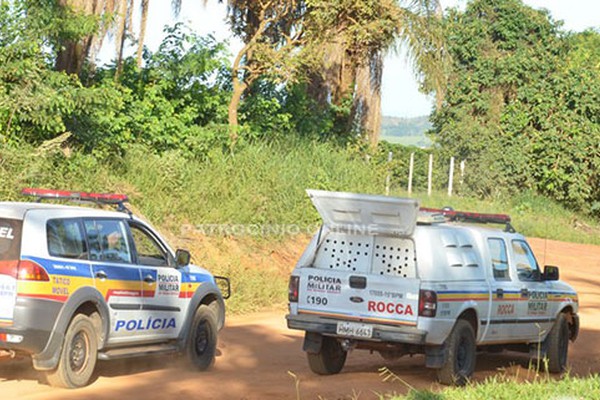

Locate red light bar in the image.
[21,188,128,205]
[420,207,511,224]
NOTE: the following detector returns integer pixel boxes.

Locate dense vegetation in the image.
[431,0,600,215]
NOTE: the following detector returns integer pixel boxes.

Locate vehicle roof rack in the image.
[21,188,132,216]
[419,207,515,233]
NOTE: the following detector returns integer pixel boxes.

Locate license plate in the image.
[336,321,373,338]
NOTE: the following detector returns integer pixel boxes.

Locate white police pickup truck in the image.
[0,188,229,388]
[286,190,579,385]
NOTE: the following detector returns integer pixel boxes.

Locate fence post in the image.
[427,154,433,196]
[408,152,414,195]
[448,156,455,197]
[385,151,393,196]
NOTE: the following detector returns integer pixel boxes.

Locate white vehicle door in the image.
[484,237,525,340]
[128,222,185,340]
[510,239,552,341]
[84,218,144,344]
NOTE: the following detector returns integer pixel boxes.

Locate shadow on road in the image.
[1,321,599,400]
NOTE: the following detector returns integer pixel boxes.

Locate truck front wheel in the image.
[545,313,569,373]
[437,319,476,386]
[306,335,347,375]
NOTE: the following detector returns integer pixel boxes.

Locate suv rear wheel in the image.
[46,314,98,388]
[307,335,347,375]
[437,319,476,386]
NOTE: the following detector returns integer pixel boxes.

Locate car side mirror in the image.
[543,265,559,281]
[175,249,191,267]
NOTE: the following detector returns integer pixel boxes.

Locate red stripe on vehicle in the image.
[105,289,142,301]
[18,293,68,303]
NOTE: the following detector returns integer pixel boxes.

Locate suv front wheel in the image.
[185,304,218,370]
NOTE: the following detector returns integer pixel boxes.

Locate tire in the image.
[545,313,569,373]
[186,305,218,370]
[306,335,347,375]
[437,319,476,386]
[46,314,98,388]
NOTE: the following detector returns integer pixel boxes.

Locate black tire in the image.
[186,304,218,370]
[437,319,476,386]
[46,314,98,388]
[546,313,569,373]
[306,335,347,375]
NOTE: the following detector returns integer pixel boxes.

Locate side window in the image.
[487,238,509,281]
[511,240,540,281]
[0,218,22,260]
[84,219,132,264]
[129,224,171,267]
[47,219,87,259]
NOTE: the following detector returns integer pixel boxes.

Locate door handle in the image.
[144,274,156,284]
[349,275,366,289]
[496,288,504,299]
[95,270,107,280]
[520,288,529,298]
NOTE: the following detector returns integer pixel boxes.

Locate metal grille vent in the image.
[314,233,372,273]
[371,237,416,278]
[313,233,416,277]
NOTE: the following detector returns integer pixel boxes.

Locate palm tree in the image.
[326,0,447,145]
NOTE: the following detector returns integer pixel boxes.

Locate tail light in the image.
[419,289,437,317]
[288,276,299,302]
[17,260,50,281]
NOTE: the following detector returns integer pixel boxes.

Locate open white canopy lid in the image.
[307,189,419,237]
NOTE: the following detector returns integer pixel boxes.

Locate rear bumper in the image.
[0,297,62,355]
[286,313,426,344]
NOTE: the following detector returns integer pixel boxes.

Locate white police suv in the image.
[0,188,229,388]
[287,190,579,385]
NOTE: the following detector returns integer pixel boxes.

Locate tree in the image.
[221,0,307,141]
[430,0,600,214]
[305,0,446,145]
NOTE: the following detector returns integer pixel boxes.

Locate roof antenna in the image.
[542,218,548,267]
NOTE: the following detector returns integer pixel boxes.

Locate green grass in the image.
[1,140,599,244]
[399,189,600,245]
[385,374,600,399]
[1,140,599,315]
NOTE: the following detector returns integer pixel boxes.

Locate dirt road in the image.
[2,237,600,399]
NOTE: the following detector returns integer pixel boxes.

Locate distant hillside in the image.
[380,115,432,147]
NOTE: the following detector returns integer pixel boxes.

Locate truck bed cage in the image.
[21,188,132,215]
[420,207,515,232]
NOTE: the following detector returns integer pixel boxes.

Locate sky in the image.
[103,0,600,119]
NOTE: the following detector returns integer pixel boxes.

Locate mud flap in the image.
[303,331,323,354]
[425,344,446,369]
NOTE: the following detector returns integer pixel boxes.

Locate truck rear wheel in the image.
[545,313,569,373]
[185,304,217,370]
[46,314,98,388]
[307,335,347,375]
[437,319,476,386]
